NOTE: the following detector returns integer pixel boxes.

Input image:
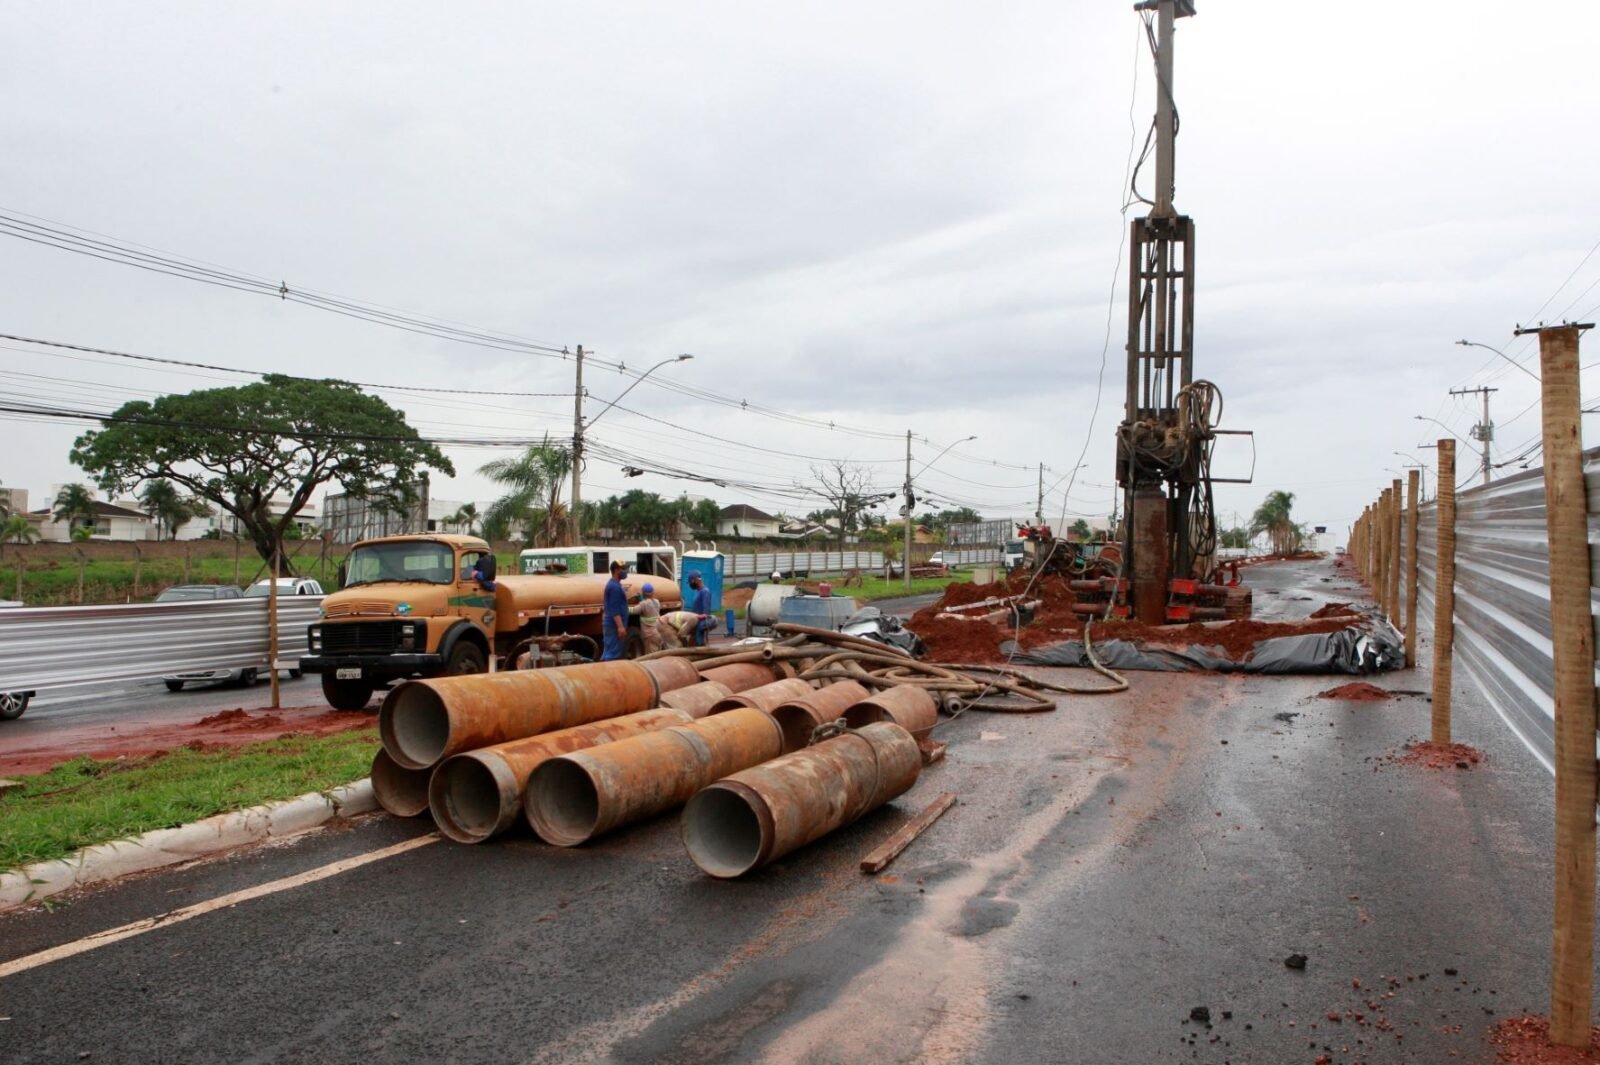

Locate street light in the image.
[572,354,692,540]
[1393,451,1430,502]
[1456,338,1539,382]
[1413,414,1471,448]
[905,434,977,589]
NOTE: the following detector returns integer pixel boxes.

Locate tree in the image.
[444,502,480,536]
[1218,526,1252,549]
[0,480,10,521]
[479,438,573,547]
[53,483,97,536]
[139,479,209,540]
[688,497,721,535]
[1,514,37,544]
[1069,518,1092,540]
[71,376,452,572]
[1249,490,1304,555]
[801,462,890,549]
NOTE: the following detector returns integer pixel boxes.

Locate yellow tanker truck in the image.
[300,533,682,710]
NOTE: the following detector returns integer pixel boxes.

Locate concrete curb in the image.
[0,778,378,914]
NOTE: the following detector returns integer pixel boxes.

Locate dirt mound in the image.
[1318,682,1393,702]
[197,709,253,727]
[1309,602,1355,619]
[1388,740,1484,770]
[723,586,755,612]
[1490,1015,1600,1063]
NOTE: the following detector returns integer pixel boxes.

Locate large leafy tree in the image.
[139,478,210,540]
[53,483,97,534]
[688,497,721,535]
[480,439,573,547]
[71,376,452,571]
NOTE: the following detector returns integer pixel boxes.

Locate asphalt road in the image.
[0,559,1578,1064]
[3,669,314,739]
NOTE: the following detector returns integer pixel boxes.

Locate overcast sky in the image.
[2,0,1597,539]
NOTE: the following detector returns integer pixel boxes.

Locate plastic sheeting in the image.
[1006,626,1404,675]
[840,607,924,657]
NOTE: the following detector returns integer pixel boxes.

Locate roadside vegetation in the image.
[0,729,378,870]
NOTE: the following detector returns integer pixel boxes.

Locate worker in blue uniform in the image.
[687,571,713,647]
[602,560,630,660]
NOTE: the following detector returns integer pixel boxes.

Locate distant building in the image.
[717,504,782,539]
[777,518,831,540]
[0,486,28,517]
[32,500,154,542]
[172,500,322,542]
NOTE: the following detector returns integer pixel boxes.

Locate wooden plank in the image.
[860,792,956,875]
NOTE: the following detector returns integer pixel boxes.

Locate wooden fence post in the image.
[1377,488,1391,616]
[182,545,190,584]
[269,541,281,711]
[1404,469,1420,669]
[132,544,143,600]
[1537,325,1597,1047]
[1430,440,1456,745]
[14,546,23,603]
[1386,478,1402,624]
[74,547,86,604]
[233,537,241,586]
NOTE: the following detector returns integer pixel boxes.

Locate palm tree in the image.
[139,479,209,540]
[0,480,11,521]
[1249,490,1303,555]
[479,439,574,547]
[1,514,36,544]
[445,502,480,536]
[53,483,98,538]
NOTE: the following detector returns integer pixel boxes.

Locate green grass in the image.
[0,729,379,870]
[825,571,973,602]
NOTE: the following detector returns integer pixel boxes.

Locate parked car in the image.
[0,599,33,720]
[160,581,305,691]
[244,578,324,597]
[155,584,242,602]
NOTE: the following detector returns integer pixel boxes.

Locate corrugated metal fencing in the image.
[722,547,1002,579]
[1398,450,1600,773]
[0,597,323,694]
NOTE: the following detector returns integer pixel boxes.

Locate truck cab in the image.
[302,534,682,710]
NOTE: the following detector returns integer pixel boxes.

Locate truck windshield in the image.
[344,542,456,586]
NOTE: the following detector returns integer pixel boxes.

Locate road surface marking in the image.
[0,833,439,980]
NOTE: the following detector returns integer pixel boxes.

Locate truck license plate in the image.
[336,667,362,680]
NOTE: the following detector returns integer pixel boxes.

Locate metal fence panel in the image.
[1397,452,1600,773]
[0,598,323,693]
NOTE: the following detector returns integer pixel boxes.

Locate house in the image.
[778,518,831,540]
[173,500,322,541]
[716,504,782,539]
[32,501,155,542]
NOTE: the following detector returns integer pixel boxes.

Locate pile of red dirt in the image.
[1318,682,1393,702]
[1389,740,1484,771]
[1309,601,1356,619]
[1490,1015,1600,1063]
[1,706,379,777]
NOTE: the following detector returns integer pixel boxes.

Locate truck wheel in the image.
[0,692,28,721]
[622,631,645,660]
[165,680,184,692]
[445,642,486,676]
[321,673,375,711]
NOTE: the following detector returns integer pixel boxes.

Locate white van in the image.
[517,544,678,582]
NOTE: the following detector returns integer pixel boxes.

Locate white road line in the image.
[0,833,439,981]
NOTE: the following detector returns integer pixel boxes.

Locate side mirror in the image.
[336,563,347,589]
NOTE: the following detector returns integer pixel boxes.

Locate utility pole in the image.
[571,345,585,544]
[1036,464,1044,524]
[904,430,914,591]
[1449,384,1496,486]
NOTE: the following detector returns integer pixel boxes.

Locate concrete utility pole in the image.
[571,345,585,543]
[904,431,914,592]
[1448,385,1496,486]
[1036,464,1044,524]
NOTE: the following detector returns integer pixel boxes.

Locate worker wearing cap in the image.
[630,582,663,653]
[602,560,630,660]
[686,572,713,646]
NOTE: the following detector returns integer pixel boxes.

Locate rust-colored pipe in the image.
[371,748,431,818]
[638,657,701,692]
[770,680,871,753]
[428,707,693,844]
[707,677,814,716]
[524,707,784,846]
[699,662,780,693]
[841,684,939,740]
[683,721,922,878]
[380,658,691,770]
[658,680,733,719]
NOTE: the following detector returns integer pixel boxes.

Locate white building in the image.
[716,504,782,539]
[172,500,322,541]
[31,500,155,542]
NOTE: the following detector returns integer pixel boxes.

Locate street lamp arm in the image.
[1413,414,1472,447]
[586,354,693,428]
[1455,339,1539,382]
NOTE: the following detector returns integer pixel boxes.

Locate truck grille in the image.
[321,621,405,655]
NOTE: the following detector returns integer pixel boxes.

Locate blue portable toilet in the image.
[680,550,725,613]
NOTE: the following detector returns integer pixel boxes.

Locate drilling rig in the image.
[1111,0,1251,624]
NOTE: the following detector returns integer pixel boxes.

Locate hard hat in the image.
[642,583,654,594]
[771,571,782,580]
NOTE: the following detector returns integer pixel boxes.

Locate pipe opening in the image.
[841,704,886,730]
[431,758,503,843]
[370,749,430,818]
[526,759,601,846]
[772,705,820,754]
[684,786,765,878]
[381,685,453,769]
